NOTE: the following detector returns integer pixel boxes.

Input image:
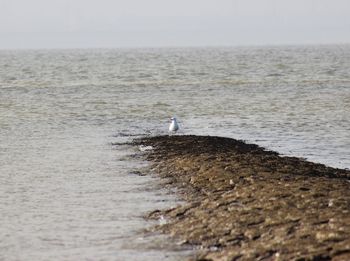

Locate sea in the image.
[0,45,349,260]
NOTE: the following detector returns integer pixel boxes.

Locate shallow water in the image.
[0,45,349,260]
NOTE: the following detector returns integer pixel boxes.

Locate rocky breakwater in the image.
[133,135,350,261]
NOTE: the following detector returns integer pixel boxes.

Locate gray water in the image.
[0,45,349,260]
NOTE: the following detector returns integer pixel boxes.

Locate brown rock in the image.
[133,135,350,260]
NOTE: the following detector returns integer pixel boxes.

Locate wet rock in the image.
[133,135,350,261]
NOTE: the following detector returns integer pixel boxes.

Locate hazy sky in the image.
[0,0,349,49]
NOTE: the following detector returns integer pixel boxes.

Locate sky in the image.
[0,0,349,49]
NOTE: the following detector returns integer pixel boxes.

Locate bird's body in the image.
[169,117,179,133]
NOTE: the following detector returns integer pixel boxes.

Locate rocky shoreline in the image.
[133,135,350,261]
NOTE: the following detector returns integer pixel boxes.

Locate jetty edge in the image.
[132,135,350,261]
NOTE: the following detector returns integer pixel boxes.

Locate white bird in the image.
[169,117,179,133]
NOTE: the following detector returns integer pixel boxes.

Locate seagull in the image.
[169,117,179,133]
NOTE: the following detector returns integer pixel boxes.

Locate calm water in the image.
[0,46,349,260]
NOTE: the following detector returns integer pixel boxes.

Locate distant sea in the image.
[0,45,349,260]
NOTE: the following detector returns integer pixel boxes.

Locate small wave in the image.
[113,131,151,137]
[267,73,284,77]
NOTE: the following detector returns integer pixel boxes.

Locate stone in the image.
[133,135,350,261]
